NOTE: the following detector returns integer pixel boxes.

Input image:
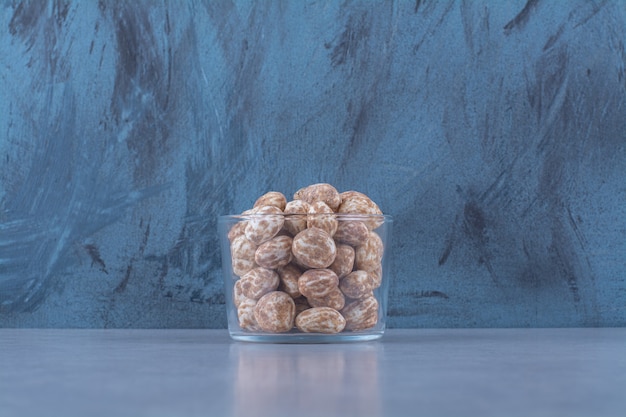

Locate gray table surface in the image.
[1,328,625,417]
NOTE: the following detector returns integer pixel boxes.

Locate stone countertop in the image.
[1,328,625,417]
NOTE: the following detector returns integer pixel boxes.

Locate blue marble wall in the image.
[1,0,625,328]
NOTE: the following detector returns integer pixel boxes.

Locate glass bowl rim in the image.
[218,213,393,221]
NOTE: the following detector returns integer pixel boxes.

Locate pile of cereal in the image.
[227,183,385,334]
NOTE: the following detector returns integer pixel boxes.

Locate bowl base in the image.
[229,331,384,344]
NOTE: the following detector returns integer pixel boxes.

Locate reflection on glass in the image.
[230,343,382,417]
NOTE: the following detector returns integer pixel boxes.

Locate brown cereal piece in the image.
[339,191,383,212]
[245,205,284,245]
[307,201,338,237]
[255,235,293,269]
[227,221,246,243]
[237,298,260,331]
[329,244,355,279]
[230,234,257,259]
[232,258,258,278]
[338,191,383,229]
[340,270,375,300]
[233,279,247,308]
[355,231,384,272]
[298,269,339,299]
[283,200,309,236]
[230,235,258,276]
[240,267,280,300]
[227,209,256,242]
[295,307,346,334]
[307,286,345,311]
[292,227,336,269]
[333,220,370,247]
[293,183,342,211]
[341,295,379,331]
[369,265,383,288]
[254,191,287,211]
[277,263,303,299]
[254,291,296,333]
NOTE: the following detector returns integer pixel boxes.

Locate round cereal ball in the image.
[333,220,369,246]
[254,235,293,269]
[233,279,246,308]
[237,298,260,331]
[283,200,310,236]
[230,234,257,277]
[338,191,383,230]
[254,191,287,211]
[307,201,338,236]
[307,286,345,311]
[292,227,336,269]
[354,231,384,272]
[295,307,346,334]
[293,183,341,211]
[298,269,339,299]
[341,295,379,331]
[277,263,303,299]
[244,205,284,245]
[240,267,280,300]
[328,244,355,279]
[340,270,375,300]
[254,291,296,333]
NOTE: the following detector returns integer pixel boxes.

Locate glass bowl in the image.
[218,213,392,343]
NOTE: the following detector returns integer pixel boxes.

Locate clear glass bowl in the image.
[218,213,392,343]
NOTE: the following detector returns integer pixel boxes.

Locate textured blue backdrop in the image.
[1,0,625,328]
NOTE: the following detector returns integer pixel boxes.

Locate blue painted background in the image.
[1,0,625,328]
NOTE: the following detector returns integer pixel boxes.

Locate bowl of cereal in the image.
[218,183,392,343]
